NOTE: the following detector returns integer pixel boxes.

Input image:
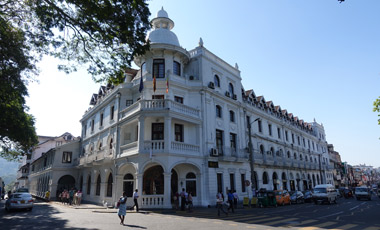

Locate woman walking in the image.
[117,192,128,225]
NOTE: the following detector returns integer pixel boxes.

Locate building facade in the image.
[71,8,332,209]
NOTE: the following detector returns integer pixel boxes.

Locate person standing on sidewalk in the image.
[131,189,139,212]
[233,190,238,209]
[76,190,82,206]
[180,188,186,211]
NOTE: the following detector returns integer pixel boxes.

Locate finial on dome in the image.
[157,7,169,18]
[235,63,239,69]
[199,37,203,47]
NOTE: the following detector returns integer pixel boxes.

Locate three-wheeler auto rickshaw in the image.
[257,189,277,208]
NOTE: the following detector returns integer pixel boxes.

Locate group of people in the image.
[172,188,194,212]
[58,188,82,206]
[216,190,239,217]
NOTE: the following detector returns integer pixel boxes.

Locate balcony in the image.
[120,99,200,121]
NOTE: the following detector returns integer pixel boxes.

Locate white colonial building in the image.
[21,8,332,208]
[68,8,332,209]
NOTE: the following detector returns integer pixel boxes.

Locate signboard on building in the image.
[208,161,219,168]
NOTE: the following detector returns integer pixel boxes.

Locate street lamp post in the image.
[248,117,260,195]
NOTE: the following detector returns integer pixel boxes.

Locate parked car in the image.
[313,184,337,204]
[275,190,291,206]
[355,187,371,201]
[290,191,304,204]
[5,192,34,212]
[303,190,313,202]
[343,188,354,199]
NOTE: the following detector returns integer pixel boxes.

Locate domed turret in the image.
[146,7,180,46]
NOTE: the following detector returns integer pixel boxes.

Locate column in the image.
[163,172,172,208]
[138,116,145,153]
[115,175,123,207]
[164,117,172,152]
[136,173,143,207]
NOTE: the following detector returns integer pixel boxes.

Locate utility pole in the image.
[248,117,260,194]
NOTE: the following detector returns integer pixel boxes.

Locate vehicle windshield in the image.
[12,193,32,199]
[355,188,368,192]
[314,188,327,193]
[275,191,282,195]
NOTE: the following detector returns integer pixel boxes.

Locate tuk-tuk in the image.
[257,189,277,208]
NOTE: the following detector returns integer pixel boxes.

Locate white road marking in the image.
[319,211,344,218]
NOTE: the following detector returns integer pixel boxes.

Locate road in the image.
[1,196,380,230]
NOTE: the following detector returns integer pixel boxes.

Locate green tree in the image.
[374,97,380,125]
[0,17,38,160]
[1,0,151,159]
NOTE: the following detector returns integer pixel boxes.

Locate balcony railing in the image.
[120,99,200,121]
[141,195,165,209]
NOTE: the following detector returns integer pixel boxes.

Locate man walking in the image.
[227,190,235,213]
[216,192,228,217]
[131,189,139,212]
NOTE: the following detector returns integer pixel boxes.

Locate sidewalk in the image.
[49,201,148,213]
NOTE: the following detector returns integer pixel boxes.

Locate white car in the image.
[5,192,34,212]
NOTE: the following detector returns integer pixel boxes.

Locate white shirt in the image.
[133,191,139,199]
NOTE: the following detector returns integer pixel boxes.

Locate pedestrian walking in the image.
[117,192,128,225]
[180,188,186,211]
[65,189,70,205]
[45,190,50,202]
[131,189,139,212]
[216,192,228,217]
[227,190,235,213]
[233,190,238,209]
[187,192,193,212]
[173,191,179,210]
[76,190,82,206]
[69,188,75,205]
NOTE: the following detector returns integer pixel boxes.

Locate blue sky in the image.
[26,1,380,167]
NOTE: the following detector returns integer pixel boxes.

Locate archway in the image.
[57,175,76,197]
[143,165,164,195]
[282,172,287,190]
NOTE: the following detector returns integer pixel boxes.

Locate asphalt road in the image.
[1,196,380,230]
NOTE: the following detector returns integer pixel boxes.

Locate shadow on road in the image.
[0,200,97,230]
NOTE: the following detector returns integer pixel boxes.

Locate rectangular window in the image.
[303,138,306,147]
[173,61,181,76]
[241,174,246,192]
[174,96,183,104]
[268,124,272,136]
[246,116,250,129]
[100,113,104,127]
[230,174,235,191]
[62,151,72,163]
[84,125,87,136]
[258,120,262,133]
[110,106,115,120]
[230,133,236,151]
[152,95,164,100]
[91,119,94,132]
[297,136,300,145]
[312,142,315,150]
[308,140,310,149]
[126,100,133,107]
[285,131,288,141]
[292,133,295,143]
[229,111,235,122]
[216,129,224,155]
[152,123,164,140]
[277,127,281,139]
[153,59,165,78]
[175,124,184,142]
[217,173,223,193]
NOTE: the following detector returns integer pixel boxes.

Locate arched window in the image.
[299,154,303,161]
[123,173,134,197]
[96,175,101,196]
[310,157,313,162]
[263,172,269,184]
[260,145,265,154]
[228,83,234,96]
[87,175,91,195]
[214,75,220,87]
[106,173,113,197]
[216,105,222,118]
[287,151,290,158]
[229,110,235,122]
[186,172,197,197]
[294,152,297,160]
[270,147,275,155]
[305,156,308,161]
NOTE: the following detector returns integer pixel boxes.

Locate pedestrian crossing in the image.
[153,209,380,230]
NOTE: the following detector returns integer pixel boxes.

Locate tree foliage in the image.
[374,97,380,125]
[0,0,151,159]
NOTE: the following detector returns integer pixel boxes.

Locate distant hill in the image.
[0,158,19,185]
